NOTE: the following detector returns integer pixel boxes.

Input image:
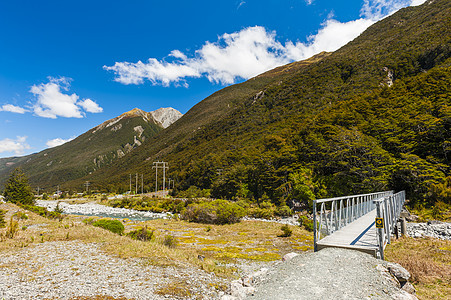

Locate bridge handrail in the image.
[314,191,394,204]
[313,190,394,251]
[374,190,406,259]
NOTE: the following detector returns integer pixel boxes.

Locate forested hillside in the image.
[56,0,451,208]
[0,109,164,189]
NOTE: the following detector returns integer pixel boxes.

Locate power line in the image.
[152,161,169,195]
[84,181,90,193]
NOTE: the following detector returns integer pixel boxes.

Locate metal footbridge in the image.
[313,190,406,259]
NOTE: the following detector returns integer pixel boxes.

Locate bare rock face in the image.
[150,107,183,128]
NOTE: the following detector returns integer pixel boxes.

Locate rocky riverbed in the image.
[406,221,451,240]
[35,200,172,221]
[0,241,227,300]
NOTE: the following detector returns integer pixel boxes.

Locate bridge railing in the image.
[313,191,394,251]
[374,190,406,259]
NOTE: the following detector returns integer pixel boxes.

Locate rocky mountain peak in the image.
[150,107,183,128]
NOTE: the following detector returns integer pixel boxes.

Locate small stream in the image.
[35,200,171,221]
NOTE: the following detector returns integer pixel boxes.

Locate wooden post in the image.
[400,217,407,237]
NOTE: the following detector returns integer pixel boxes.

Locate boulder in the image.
[282,252,299,262]
[230,280,255,299]
[401,282,416,295]
[386,262,411,283]
[427,220,443,225]
[392,290,418,300]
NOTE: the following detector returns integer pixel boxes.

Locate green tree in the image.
[3,168,34,205]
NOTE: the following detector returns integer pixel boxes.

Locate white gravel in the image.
[0,241,227,300]
[35,200,172,221]
[406,221,451,240]
[246,248,413,300]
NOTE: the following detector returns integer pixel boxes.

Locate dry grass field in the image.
[385,237,451,300]
[0,202,313,298]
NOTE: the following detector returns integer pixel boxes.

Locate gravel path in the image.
[246,248,412,300]
[0,241,227,300]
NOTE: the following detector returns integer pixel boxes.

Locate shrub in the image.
[127,226,154,241]
[21,204,62,220]
[177,186,211,198]
[275,205,293,217]
[92,219,124,235]
[82,217,97,225]
[249,207,274,219]
[6,216,19,239]
[299,215,314,232]
[181,200,246,224]
[163,235,178,248]
[279,224,292,237]
[3,168,34,205]
[13,211,28,220]
[0,210,6,228]
[54,202,64,214]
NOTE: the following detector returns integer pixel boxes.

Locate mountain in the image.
[5,0,450,208]
[150,107,183,128]
[78,0,450,206]
[0,107,182,190]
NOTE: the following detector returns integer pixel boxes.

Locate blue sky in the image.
[0,0,426,158]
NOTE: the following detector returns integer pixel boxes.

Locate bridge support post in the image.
[375,200,385,260]
[394,222,399,239]
[313,200,318,252]
[400,217,407,237]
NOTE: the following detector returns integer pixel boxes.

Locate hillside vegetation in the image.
[0,109,164,189]
[10,0,450,210]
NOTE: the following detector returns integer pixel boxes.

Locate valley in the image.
[1,0,450,299]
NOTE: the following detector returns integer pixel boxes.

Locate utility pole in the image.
[152,162,158,193]
[135,173,138,194]
[84,181,90,193]
[163,162,168,193]
[141,174,143,194]
[153,161,169,195]
[129,174,132,194]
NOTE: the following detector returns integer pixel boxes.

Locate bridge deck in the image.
[316,209,379,257]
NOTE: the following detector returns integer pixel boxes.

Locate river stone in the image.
[282,252,299,262]
[427,220,442,225]
[393,290,418,300]
[230,280,255,299]
[386,262,411,283]
[401,282,416,295]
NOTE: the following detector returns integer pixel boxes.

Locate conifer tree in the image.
[3,168,34,205]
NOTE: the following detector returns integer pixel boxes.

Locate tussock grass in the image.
[70,296,133,300]
[155,280,192,298]
[0,201,313,284]
[385,237,451,300]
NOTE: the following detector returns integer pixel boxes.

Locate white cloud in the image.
[30,77,103,119]
[0,136,30,155]
[360,0,427,20]
[410,0,427,6]
[0,104,28,114]
[237,1,246,9]
[46,137,75,148]
[105,0,427,87]
[79,99,103,113]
